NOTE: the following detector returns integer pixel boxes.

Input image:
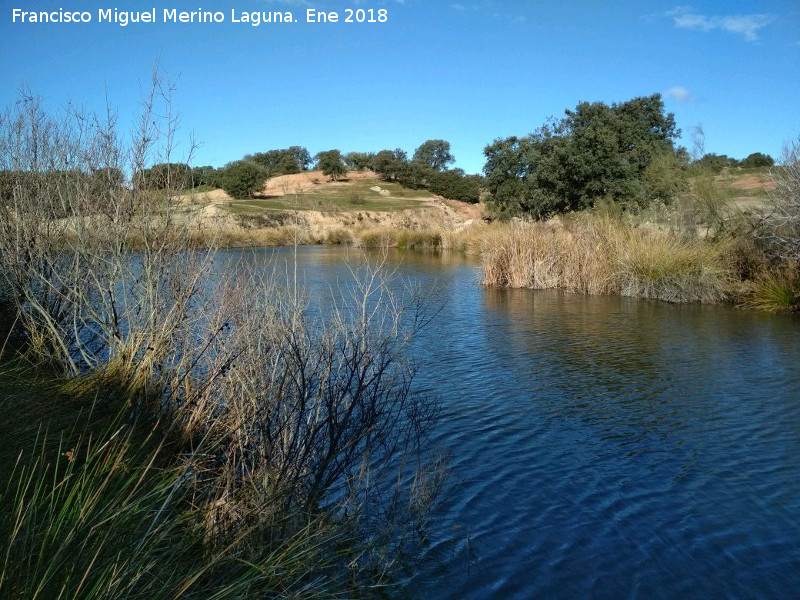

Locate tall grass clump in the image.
[324,227,354,245]
[479,217,732,303]
[611,224,731,302]
[0,404,350,599]
[356,227,443,250]
[396,229,442,249]
[0,76,444,595]
[745,267,800,311]
[356,226,397,248]
[209,223,314,248]
[440,222,496,254]
[480,219,613,293]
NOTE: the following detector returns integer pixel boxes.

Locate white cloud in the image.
[667,6,773,41]
[665,86,692,102]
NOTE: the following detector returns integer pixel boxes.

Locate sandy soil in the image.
[178,188,233,205]
[260,170,377,197]
[176,170,485,240]
[727,174,776,192]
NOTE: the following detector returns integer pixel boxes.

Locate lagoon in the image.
[248,246,800,599]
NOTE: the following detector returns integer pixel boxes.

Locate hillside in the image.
[174,167,778,248]
[178,170,485,246]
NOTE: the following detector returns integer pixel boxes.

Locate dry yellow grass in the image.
[190,225,316,248]
[454,217,734,303]
[354,226,443,249]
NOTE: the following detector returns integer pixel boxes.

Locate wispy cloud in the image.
[665,86,692,102]
[450,1,525,23]
[666,6,774,42]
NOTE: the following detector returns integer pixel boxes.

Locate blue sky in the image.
[2,0,798,174]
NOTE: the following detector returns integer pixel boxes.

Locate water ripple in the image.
[237,249,800,599]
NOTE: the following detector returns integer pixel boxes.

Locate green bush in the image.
[741,152,774,169]
[428,169,481,203]
[218,160,269,199]
[484,94,681,217]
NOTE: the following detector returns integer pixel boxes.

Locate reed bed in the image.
[472,218,734,303]
[354,226,442,249]
[197,224,316,248]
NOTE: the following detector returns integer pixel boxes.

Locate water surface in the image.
[237,246,800,599]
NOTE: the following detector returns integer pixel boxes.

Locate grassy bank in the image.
[0,367,352,599]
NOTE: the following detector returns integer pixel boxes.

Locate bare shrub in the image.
[0,73,217,390]
[0,77,444,593]
[760,138,800,262]
[198,257,443,580]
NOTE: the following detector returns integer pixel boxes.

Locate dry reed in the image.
[472,218,733,303]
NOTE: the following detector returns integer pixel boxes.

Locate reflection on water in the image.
[227,247,800,598]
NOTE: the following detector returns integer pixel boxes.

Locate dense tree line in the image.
[212,139,481,203]
[245,146,313,175]
[692,151,774,174]
[368,140,481,203]
[126,101,775,207]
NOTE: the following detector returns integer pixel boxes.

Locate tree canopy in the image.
[692,153,739,174]
[218,160,268,199]
[741,152,774,169]
[343,151,375,171]
[413,139,455,171]
[247,146,312,176]
[315,149,347,181]
[372,149,408,181]
[484,94,681,217]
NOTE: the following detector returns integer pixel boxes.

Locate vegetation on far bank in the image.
[139,138,481,204]
[2,82,797,311]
